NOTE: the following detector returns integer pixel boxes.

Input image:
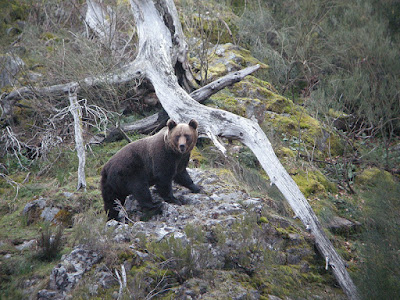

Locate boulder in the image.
[0,53,25,88]
[327,216,361,235]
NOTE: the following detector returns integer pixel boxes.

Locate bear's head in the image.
[165,119,198,154]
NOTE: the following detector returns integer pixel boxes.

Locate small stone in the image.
[37,289,60,300]
[242,198,262,207]
[106,220,119,228]
[16,239,36,251]
[63,192,74,198]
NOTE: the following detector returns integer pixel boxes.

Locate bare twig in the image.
[115,264,127,300]
[0,173,21,201]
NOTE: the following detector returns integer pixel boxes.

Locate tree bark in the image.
[85,0,117,52]
[128,0,360,299]
[103,64,260,140]
[68,88,87,191]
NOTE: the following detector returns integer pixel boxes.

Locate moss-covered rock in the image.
[293,169,337,198]
[205,70,344,158]
[355,167,395,187]
[194,43,268,81]
[276,146,296,158]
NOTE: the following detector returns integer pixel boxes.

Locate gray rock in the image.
[106,219,119,228]
[327,216,361,235]
[23,198,62,224]
[95,267,116,289]
[23,198,46,215]
[0,53,25,88]
[63,192,74,198]
[112,223,131,242]
[27,71,43,82]
[48,245,102,293]
[41,207,60,222]
[50,168,320,298]
[37,289,63,300]
[242,198,262,207]
[23,198,48,224]
[15,239,36,251]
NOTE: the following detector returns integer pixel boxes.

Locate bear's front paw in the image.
[164,196,183,205]
[189,184,202,194]
[141,203,163,221]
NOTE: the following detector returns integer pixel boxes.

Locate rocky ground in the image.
[32,168,345,299]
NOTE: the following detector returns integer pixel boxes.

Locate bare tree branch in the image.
[102,64,261,140]
[126,0,360,299]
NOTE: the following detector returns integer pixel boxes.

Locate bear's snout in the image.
[179,144,186,152]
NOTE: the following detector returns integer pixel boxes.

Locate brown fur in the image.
[100,119,201,220]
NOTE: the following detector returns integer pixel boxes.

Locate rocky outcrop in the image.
[38,168,336,299]
[22,198,60,225]
[38,245,102,299]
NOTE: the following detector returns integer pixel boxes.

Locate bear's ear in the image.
[188,119,198,130]
[167,119,177,130]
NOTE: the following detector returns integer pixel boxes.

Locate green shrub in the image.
[36,223,63,261]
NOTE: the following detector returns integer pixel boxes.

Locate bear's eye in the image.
[184,134,191,141]
[175,135,180,142]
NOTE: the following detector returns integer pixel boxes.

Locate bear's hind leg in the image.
[128,181,163,213]
[103,192,123,220]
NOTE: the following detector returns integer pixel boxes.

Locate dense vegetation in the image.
[0,0,399,299]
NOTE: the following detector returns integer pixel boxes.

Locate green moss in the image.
[231,76,286,106]
[205,44,268,79]
[208,62,229,78]
[275,225,299,237]
[355,167,395,187]
[54,209,73,227]
[277,146,296,158]
[184,8,238,45]
[293,169,336,198]
[258,216,268,224]
[190,147,206,167]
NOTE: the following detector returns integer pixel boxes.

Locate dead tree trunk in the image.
[128,0,360,299]
[68,88,86,191]
[104,64,261,139]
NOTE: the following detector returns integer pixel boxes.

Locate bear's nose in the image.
[179,144,186,152]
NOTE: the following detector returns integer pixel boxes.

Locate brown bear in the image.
[100,119,201,220]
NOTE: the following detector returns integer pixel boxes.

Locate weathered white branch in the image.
[102,64,261,140]
[85,0,117,52]
[68,88,86,191]
[206,130,227,156]
[128,0,360,299]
